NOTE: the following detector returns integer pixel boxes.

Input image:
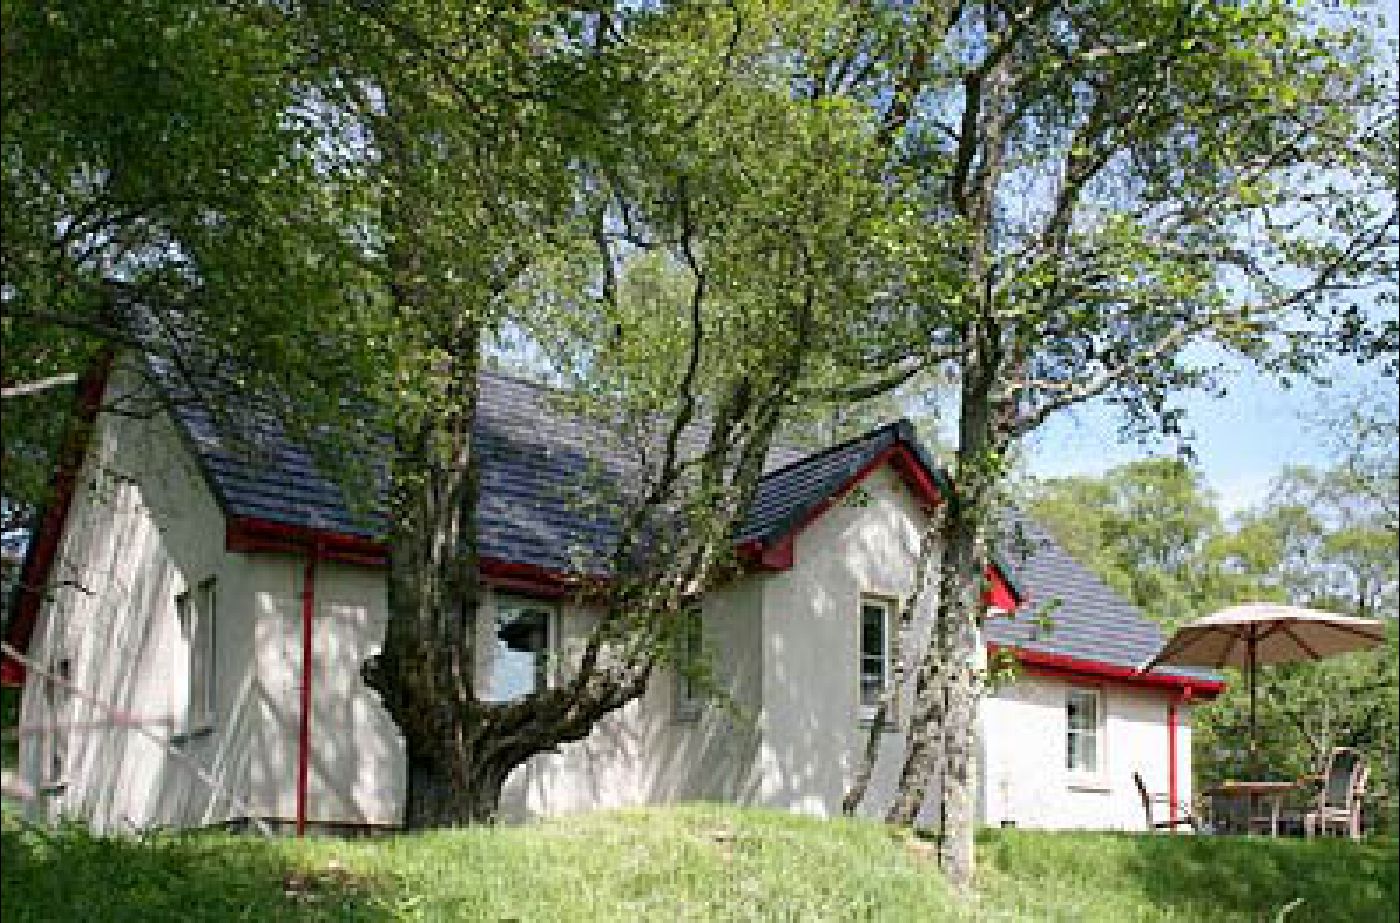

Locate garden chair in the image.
[1304,748,1368,840]
[1134,771,1200,833]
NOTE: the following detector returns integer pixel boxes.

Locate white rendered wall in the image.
[981,674,1190,830]
[246,555,405,827]
[757,466,940,820]
[18,363,259,832]
[498,578,766,820]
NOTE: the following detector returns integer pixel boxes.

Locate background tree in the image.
[1026,459,1226,627]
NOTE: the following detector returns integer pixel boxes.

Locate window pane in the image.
[1067,690,1099,772]
[196,578,216,722]
[861,605,885,658]
[490,605,550,702]
[677,612,703,707]
[859,601,888,712]
[1068,690,1097,731]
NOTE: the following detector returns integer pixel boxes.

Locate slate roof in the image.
[983,513,1215,680]
[157,365,1203,676]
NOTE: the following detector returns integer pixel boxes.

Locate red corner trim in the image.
[996,645,1225,698]
[2,351,115,687]
[983,567,1020,612]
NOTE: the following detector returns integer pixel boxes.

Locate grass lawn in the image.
[2,804,1395,921]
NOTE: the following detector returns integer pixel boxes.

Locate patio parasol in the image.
[1140,602,1389,770]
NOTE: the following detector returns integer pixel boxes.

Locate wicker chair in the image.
[1304,748,1368,840]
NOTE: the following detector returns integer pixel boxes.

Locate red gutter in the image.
[226,516,388,567]
[296,542,319,837]
[2,351,115,687]
[1001,646,1224,698]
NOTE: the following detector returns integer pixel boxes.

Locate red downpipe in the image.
[1168,697,1179,827]
[1168,685,1194,830]
[296,543,319,836]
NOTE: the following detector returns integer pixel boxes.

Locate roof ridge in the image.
[756,418,907,484]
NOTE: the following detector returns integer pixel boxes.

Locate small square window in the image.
[487,596,555,702]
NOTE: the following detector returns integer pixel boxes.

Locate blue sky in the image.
[1025,0,1399,515]
[1023,356,1394,514]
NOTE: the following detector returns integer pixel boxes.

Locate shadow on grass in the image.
[0,818,395,923]
[979,828,1399,923]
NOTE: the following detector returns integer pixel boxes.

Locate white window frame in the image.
[1066,686,1105,782]
[858,595,895,724]
[177,577,217,734]
[485,594,558,703]
[674,609,705,721]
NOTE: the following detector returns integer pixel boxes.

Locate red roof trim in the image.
[225,520,595,600]
[739,440,1024,610]
[2,351,115,687]
[995,645,1225,698]
[226,516,388,567]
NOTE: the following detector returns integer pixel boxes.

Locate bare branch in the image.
[2,373,80,400]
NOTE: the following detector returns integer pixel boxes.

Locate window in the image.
[41,657,71,790]
[859,597,893,721]
[1066,688,1101,774]
[675,610,704,719]
[487,596,555,702]
[178,577,217,730]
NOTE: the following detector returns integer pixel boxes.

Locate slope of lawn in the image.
[2,804,1395,922]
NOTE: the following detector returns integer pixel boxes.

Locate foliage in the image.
[3,805,1396,922]
[1026,459,1232,629]
[1,0,388,528]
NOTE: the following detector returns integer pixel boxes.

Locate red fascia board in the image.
[479,558,573,598]
[998,645,1225,698]
[2,351,115,687]
[740,442,1024,610]
[225,516,389,566]
[226,518,596,597]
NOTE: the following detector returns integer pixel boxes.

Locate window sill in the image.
[858,716,900,732]
[1066,776,1111,794]
[172,724,215,746]
[673,706,704,724]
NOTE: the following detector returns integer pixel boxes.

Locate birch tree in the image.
[833,0,1397,890]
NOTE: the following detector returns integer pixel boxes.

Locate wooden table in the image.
[1203,781,1302,836]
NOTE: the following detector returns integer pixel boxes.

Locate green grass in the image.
[2,804,1396,922]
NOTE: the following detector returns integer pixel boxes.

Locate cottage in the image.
[3,355,1221,834]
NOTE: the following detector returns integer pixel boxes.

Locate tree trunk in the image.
[844,520,940,816]
[369,322,486,826]
[888,315,1003,892]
